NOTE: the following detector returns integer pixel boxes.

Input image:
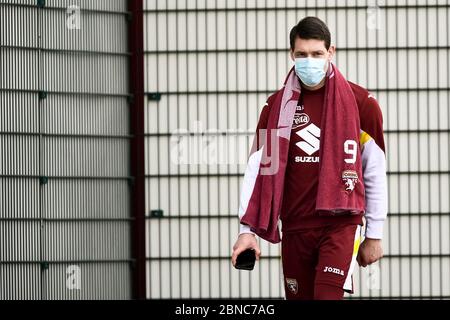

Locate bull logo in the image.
[286,278,298,295]
[342,170,358,193]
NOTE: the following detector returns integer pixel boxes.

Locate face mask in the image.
[294,57,328,87]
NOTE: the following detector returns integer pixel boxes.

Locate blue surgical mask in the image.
[294,57,328,87]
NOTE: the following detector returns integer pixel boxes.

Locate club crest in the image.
[285,278,298,294]
[342,170,358,193]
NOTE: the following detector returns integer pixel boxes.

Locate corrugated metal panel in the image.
[1,0,133,299]
[144,0,450,299]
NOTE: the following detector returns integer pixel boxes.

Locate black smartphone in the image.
[234,249,256,270]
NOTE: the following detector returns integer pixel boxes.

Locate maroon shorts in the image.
[281,223,362,300]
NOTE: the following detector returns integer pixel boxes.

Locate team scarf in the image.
[240,63,365,243]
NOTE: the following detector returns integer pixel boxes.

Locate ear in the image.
[289,50,295,62]
[327,45,336,61]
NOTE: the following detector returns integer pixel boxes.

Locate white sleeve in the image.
[238,147,264,235]
[361,135,388,239]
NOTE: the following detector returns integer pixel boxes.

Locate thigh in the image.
[314,224,362,296]
[281,230,320,300]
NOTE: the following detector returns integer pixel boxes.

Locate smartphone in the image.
[234,249,256,270]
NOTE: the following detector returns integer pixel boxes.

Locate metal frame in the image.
[127,0,146,300]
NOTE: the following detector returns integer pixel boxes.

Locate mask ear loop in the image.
[327,61,335,79]
[322,61,333,94]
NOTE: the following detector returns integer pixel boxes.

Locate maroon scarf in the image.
[240,63,365,243]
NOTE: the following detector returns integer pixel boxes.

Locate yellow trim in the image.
[353,236,361,256]
[359,131,372,146]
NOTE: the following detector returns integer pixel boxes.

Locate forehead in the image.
[292,37,327,52]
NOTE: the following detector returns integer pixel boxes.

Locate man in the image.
[231,17,388,300]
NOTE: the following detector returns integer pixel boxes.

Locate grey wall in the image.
[144,0,450,299]
[1,0,132,299]
[1,0,449,300]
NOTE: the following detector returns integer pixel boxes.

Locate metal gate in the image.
[2,0,450,300]
[144,0,450,299]
[1,0,134,299]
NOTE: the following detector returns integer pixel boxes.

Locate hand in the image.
[357,238,383,267]
[231,233,261,267]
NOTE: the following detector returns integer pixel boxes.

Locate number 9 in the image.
[344,140,357,164]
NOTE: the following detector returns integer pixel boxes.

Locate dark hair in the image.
[289,16,331,50]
